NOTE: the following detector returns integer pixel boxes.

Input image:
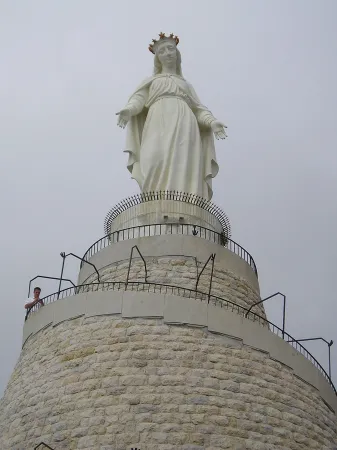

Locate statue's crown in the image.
[149,32,179,54]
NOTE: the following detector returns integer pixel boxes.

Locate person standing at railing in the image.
[25,287,44,310]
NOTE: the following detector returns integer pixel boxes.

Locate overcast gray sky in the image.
[1,0,337,395]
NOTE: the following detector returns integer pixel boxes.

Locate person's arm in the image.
[24,299,43,309]
[25,300,35,309]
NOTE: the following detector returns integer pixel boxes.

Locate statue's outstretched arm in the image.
[117,87,148,129]
[188,82,228,140]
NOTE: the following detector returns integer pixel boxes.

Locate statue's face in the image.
[157,41,177,65]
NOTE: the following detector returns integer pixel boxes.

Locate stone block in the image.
[52,292,87,325]
[207,304,243,339]
[164,295,207,326]
[122,291,164,318]
[85,289,123,317]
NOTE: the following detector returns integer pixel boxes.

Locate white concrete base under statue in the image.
[107,199,224,236]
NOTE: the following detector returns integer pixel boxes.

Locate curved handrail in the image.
[80,223,258,276]
[104,191,231,238]
[34,443,55,450]
[24,280,336,395]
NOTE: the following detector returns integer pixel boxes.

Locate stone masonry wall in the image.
[82,256,265,319]
[0,316,336,450]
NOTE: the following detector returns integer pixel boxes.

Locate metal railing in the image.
[80,223,258,276]
[196,253,216,301]
[34,443,54,450]
[125,245,148,287]
[24,281,336,395]
[246,292,286,338]
[104,191,231,238]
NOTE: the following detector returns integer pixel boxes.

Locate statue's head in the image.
[149,33,183,76]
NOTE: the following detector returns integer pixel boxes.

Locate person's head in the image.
[33,287,41,299]
[152,39,183,76]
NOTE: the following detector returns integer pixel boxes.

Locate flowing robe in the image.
[124,74,219,200]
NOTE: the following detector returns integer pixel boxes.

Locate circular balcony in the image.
[24,280,336,398]
[81,223,258,277]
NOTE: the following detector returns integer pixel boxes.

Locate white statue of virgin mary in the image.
[116,33,227,201]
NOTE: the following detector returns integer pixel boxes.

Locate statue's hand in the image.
[116,108,131,129]
[211,120,228,140]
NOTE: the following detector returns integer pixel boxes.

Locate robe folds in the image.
[124,74,219,200]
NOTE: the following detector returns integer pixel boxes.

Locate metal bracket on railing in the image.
[195,253,216,303]
[245,292,286,339]
[28,275,76,299]
[220,231,228,246]
[34,442,55,449]
[287,337,333,380]
[125,245,148,288]
[58,252,100,299]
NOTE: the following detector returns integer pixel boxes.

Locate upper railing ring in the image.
[104,191,231,238]
[81,222,258,276]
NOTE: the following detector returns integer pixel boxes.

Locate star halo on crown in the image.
[149,32,179,54]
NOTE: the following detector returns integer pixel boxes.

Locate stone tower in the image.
[0,192,336,450]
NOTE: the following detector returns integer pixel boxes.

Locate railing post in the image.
[328,340,333,380]
[282,294,286,339]
[245,292,286,338]
[195,253,216,301]
[34,442,55,449]
[208,254,215,303]
[126,245,148,289]
[289,337,333,381]
[64,252,100,283]
[57,252,66,299]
